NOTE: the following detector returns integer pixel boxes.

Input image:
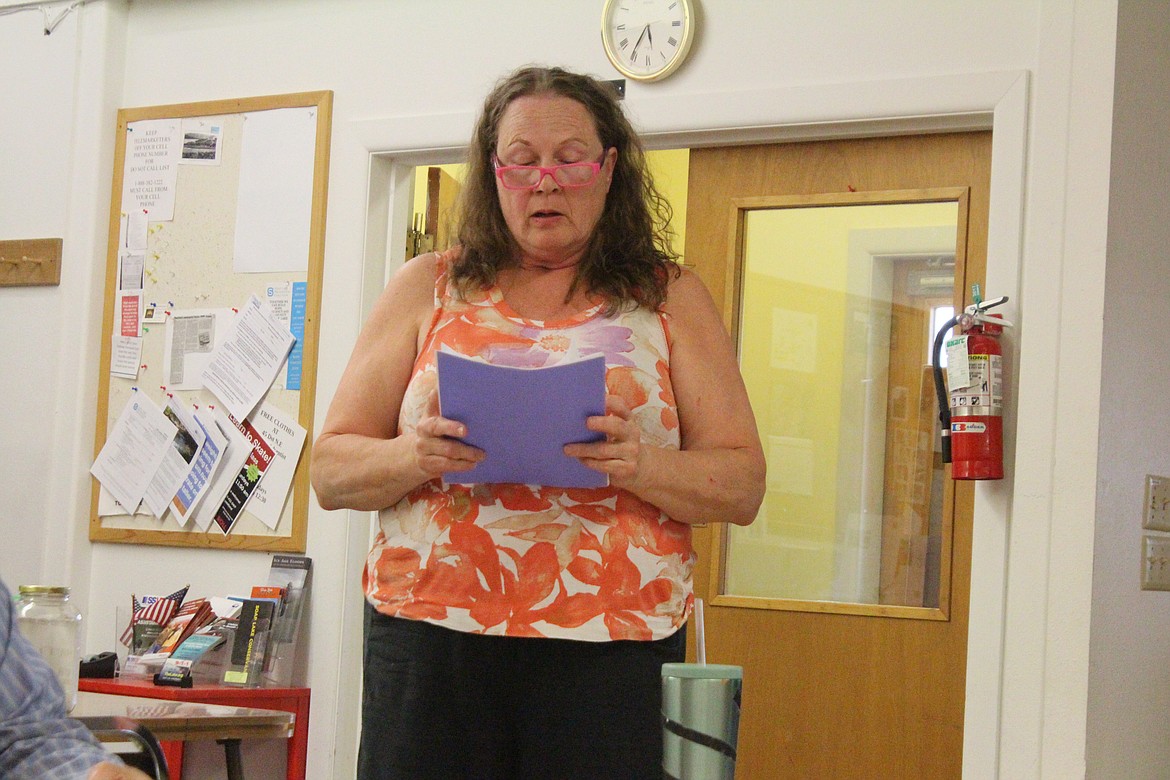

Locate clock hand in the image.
[630,24,649,61]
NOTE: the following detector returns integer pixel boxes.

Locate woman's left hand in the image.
[564,394,643,488]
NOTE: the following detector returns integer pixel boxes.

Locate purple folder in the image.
[436,351,608,488]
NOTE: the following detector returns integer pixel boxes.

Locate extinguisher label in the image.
[949,354,1003,414]
[952,421,988,433]
[945,335,970,389]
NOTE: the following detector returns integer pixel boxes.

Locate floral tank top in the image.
[364,251,694,641]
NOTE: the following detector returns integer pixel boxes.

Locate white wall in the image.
[1088,2,1170,778]
[0,4,81,590]
[0,1,1127,777]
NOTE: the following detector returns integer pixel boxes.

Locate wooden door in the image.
[426,166,461,253]
[685,132,990,778]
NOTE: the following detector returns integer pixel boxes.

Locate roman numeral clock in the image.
[601,0,696,82]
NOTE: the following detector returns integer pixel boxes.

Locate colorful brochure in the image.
[211,413,275,534]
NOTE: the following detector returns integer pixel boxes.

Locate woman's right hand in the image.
[411,389,484,478]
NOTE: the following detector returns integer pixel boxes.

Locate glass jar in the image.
[15,585,82,712]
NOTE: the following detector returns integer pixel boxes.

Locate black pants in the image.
[358,607,686,780]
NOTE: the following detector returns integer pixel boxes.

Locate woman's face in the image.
[494,94,616,270]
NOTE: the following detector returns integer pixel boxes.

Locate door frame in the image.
[336,70,1029,779]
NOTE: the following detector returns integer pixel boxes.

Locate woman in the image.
[311,65,765,779]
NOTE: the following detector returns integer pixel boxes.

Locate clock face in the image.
[601,0,695,82]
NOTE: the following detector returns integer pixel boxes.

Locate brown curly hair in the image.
[452,65,680,314]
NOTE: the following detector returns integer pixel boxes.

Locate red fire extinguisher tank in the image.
[950,315,1004,480]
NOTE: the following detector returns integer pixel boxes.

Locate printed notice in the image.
[247,402,308,531]
[264,282,293,323]
[125,209,149,250]
[110,335,143,380]
[90,393,178,514]
[118,292,142,338]
[163,309,233,391]
[201,295,296,422]
[118,251,144,291]
[262,281,306,391]
[121,118,182,222]
[263,282,291,389]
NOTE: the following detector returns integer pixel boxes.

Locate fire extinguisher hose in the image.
[932,313,961,465]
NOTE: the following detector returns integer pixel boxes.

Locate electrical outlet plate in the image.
[1141,535,1170,591]
[1144,474,1170,531]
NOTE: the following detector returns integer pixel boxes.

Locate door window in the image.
[720,192,965,619]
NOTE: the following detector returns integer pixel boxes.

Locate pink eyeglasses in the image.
[493,149,612,191]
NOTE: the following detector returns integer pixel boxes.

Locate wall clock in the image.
[601,0,696,83]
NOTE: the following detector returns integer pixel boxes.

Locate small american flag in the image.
[118,585,189,647]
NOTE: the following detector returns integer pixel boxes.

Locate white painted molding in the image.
[965,70,1031,780]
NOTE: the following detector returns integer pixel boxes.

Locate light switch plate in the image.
[1142,535,1170,591]
[1144,474,1170,531]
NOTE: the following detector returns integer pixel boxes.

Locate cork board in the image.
[89,91,332,551]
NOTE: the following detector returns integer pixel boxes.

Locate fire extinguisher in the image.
[932,293,1012,480]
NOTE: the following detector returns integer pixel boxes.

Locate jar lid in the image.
[17,585,70,596]
[661,662,743,680]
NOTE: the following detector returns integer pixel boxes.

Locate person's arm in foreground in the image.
[87,764,152,780]
[566,269,767,526]
[311,253,484,512]
[0,579,150,780]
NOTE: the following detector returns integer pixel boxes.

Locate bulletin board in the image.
[88,91,332,551]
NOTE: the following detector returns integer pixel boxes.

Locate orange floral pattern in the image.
[365,251,693,641]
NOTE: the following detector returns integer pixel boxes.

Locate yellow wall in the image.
[646,148,689,264]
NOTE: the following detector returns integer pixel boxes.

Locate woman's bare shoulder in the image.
[367,252,443,324]
[394,251,443,291]
[662,267,720,324]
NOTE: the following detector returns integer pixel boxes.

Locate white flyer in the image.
[90,393,178,515]
[247,402,308,531]
[121,118,182,222]
[163,309,234,391]
[110,335,143,380]
[201,295,295,422]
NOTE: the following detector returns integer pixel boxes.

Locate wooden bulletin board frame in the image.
[89,91,332,551]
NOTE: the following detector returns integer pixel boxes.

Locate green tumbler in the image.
[661,662,742,780]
